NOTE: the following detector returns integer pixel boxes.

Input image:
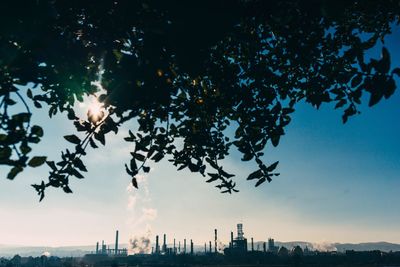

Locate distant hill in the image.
[249,241,400,253]
[0,245,96,258]
[334,242,400,252]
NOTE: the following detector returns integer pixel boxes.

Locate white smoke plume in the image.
[41,251,51,257]
[311,242,337,252]
[218,241,226,252]
[126,171,157,255]
[129,228,152,254]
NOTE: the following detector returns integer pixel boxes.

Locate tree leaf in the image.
[28,156,47,167]
[71,168,84,179]
[31,125,44,137]
[266,161,279,172]
[132,152,145,162]
[94,132,106,145]
[63,186,73,193]
[368,92,383,107]
[130,158,138,171]
[132,177,138,189]
[380,47,390,73]
[143,166,150,173]
[27,88,33,99]
[242,153,253,161]
[205,157,219,169]
[46,161,57,171]
[64,135,81,145]
[247,169,263,180]
[335,99,347,109]
[271,135,280,147]
[34,101,42,108]
[351,74,363,88]
[255,177,266,187]
[383,78,396,99]
[206,173,220,183]
[7,166,23,180]
[73,158,88,172]
[392,68,400,77]
[151,152,164,162]
[0,147,12,159]
[89,138,98,148]
[219,169,235,178]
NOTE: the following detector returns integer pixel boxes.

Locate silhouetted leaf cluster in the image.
[0,1,399,200]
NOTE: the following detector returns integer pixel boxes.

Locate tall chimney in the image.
[102,240,105,254]
[96,242,99,254]
[263,242,266,253]
[204,243,207,254]
[163,234,166,253]
[173,238,176,254]
[115,230,119,255]
[190,240,193,254]
[178,241,181,253]
[230,232,234,248]
[251,237,254,251]
[155,235,159,254]
[214,229,218,253]
[184,239,186,254]
[209,241,212,253]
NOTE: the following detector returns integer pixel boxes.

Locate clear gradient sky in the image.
[1,30,400,248]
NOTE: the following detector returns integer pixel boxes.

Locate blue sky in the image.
[1,33,400,248]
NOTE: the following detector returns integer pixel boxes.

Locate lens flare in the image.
[87,98,105,123]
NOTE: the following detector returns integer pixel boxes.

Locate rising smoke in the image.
[41,251,51,257]
[129,234,151,254]
[126,172,157,255]
[218,241,226,252]
[311,242,337,252]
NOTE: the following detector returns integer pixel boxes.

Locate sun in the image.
[87,98,105,123]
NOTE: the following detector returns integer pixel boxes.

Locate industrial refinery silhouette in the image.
[90,224,280,257]
[1,223,399,267]
[77,224,400,267]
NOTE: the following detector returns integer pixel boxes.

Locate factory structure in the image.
[93,230,128,256]
[152,233,197,255]
[89,224,285,258]
[223,223,279,255]
[80,225,400,266]
[147,223,281,256]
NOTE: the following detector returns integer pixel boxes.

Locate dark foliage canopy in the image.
[1,0,399,200]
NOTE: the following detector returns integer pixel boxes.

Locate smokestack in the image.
[204,243,207,254]
[96,242,99,254]
[263,242,266,253]
[251,237,254,251]
[174,238,176,254]
[102,240,105,254]
[209,241,212,253]
[184,239,186,254]
[163,234,166,253]
[155,235,159,254]
[190,240,193,254]
[237,223,244,240]
[179,241,181,253]
[214,229,217,253]
[230,232,233,248]
[115,230,119,255]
